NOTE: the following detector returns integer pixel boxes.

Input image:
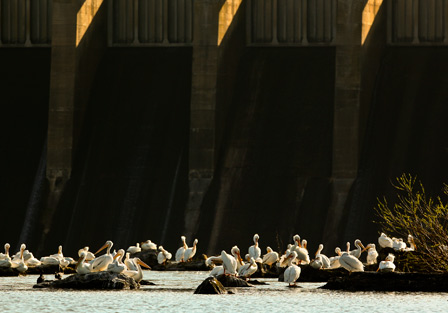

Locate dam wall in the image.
[1,0,448,256]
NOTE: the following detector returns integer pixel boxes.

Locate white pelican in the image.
[40,255,61,266]
[310,255,324,270]
[127,243,141,254]
[262,246,279,267]
[291,235,310,265]
[231,246,244,271]
[76,252,92,274]
[328,247,342,269]
[248,234,262,262]
[221,250,237,275]
[349,239,366,259]
[0,247,12,268]
[378,233,393,248]
[392,238,407,251]
[183,239,198,262]
[157,246,172,265]
[284,251,301,287]
[314,244,331,269]
[365,243,379,265]
[339,252,364,272]
[78,247,95,261]
[209,266,224,277]
[0,243,10,260]
[24,252,41,267]
[50,245,64,260]
[141,240,157,250]
[405,234,417,251]
[11,244,28,274]
[238,257,257,280]
[90,240,114,272]
[124,252,138,271]
[175,236,188,262]
[378,254,396,272]
[107,249,127,273]
[205,256,224,277]
[123,257,151,282]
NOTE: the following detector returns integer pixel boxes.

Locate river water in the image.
[0,271,446,312]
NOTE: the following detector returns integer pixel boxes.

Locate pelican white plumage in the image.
[284,251,301,287]
[11,244,28,274]
[0,243,10,260]
[392,238,407,251]
[124,252,138,271]
[157,246,172,265]
[141,240,157,251]
[339,252,364,272]
[24,252,41,267]
[221,250,237,275]
[175,236,188,262]
[209,266,224,277]
[378,233,393,248]
[78,247,95,261]
[231,246,245,271]
[183,239,198,262]
[349,239,366,259]
[365,243,379,265]
[90,240,114,272]
[262,246,279,268]
[328,247,342,269]
[291,235,310,265]
[107,249,127,273]
[378,253,396,272]
[205,255,224,277]
[76,252,92,274]
[123,257,151,282]
[405,234,417,251]
[238,257,258,279]
[248,234,262,262]
[127,243,141,254]
[314,244,331,269]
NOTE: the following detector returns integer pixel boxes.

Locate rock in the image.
[247,279,268,285]
[139,279,156,285]
[33,272,139,290]
[321,271,448,292]
[194,277,227,294]
[152,260,209,271]
[216,274,252,287]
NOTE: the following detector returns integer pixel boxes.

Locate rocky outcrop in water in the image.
[33,272,139,290]
[194,277,227,294]
[216,274,252,287]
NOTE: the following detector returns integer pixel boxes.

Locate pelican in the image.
[0,243,10,260]
[221,250,237,275]
[107,249,127,273]
[0,250,12,268]
[328,247,342,269]
[123,257,151,282]
[205,256,224,277]
[76,252,92,274]
[78,247,95,261]
[392,238,406,251]
[124,252,138,271]
[127,243,141,254]
[90,240,114,272]
[183,239,198,262]
[365,243,379,265]
[231,246,244,271]
[209,266,224,277]
[314,244,331,268]
[262,246,279,267]
[24,252,41,267]
[378,254,396,272]
[11,244,28,274]
[378,233,393,249]
[50,245,64,260]
[339,252,364,273]
[291,235,310,264]
[157,246,172,265]
[284,251,301,287]
[405,234,417,251]
[238,257,257,280]
[141,240,157,251]
[175,236,188,262]
[248,234,262,262]
[277,247,292,268]
[349,239,366,259]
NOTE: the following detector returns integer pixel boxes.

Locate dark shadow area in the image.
[43,48,192,257]
[0,48,50,251]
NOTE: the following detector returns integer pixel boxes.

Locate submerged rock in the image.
[216,274,252,287]
[33,272,139,290]
[194,277,227,294]
[321,271,448,292]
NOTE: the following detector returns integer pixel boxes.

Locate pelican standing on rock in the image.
[365,243,379,265]
[175,236,188,262]
[349,239,366,259]
[248,234,262,262]
[123,257,151,282]
[78,247,95,261]
[76,252,92,274]
[0,243,10,260]
[314,244,331,269]
[291,235,310,264]
[328,247,342,269]
[183,239,198,262]
[284,251,301,287]
[157,246,172,265]
[231,246,244,271]
[141,240,157,251]
[339,252,364,273]
[378,233,393,249]
[378,254,396,272]
[221,250,237,275]
[238,257,258,280]
[91,240,114,272]
[127,243,141,254]
[262,246,279,268]
[11,244,28,274]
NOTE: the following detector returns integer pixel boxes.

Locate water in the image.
[0,271,447,312]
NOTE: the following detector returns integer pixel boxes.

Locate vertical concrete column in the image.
[324,0,366,245]
[186,0,219,237]
[44,0,106,246]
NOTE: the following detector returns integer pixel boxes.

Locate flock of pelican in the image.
[0,232,415,287]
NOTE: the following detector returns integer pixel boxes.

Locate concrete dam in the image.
[2,0,448,257]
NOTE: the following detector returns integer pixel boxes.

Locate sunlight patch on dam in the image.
[77,0,104,47]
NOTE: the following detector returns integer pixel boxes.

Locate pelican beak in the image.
[94,243,108,255]
[137,259,151,269]
[361,245,369,252]
[113,253,121,260]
